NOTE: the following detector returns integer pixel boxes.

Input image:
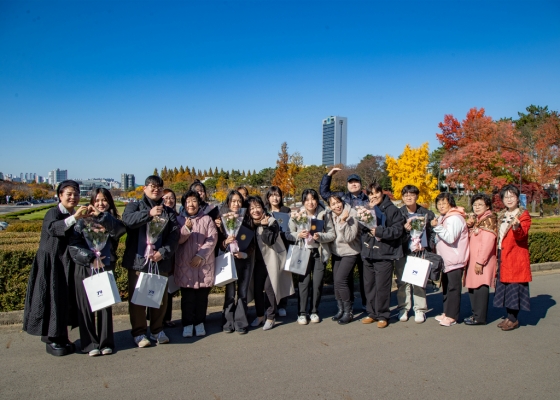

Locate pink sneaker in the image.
[439,317,457,327]
[435,313,446,322]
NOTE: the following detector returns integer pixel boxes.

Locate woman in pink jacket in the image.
[431,193,470,327]
[175,190,218,339]
[464,193,497,326]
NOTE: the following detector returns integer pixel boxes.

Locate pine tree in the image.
[153,168,159,177]
[179,165,185,174]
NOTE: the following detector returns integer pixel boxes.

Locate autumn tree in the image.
[293,165,326,201]
[272,142,290,194]
[386,143,438,204]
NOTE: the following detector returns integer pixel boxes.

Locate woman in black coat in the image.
[69,188,125,356]
[23,180,88,356]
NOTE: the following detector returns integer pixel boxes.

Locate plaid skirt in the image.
[493,279,531,311]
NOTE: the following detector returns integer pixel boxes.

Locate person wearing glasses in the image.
[122,176,180,347]
[493,184,531,331]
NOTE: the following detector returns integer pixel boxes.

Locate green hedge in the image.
[0,230,557,312]
[4,220,43,232]
[1,204,56,219]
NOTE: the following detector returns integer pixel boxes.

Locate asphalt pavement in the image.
[1,271,559,400]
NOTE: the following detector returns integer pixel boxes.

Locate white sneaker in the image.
[278,308,287,317]
[310,313,320,323]
[251,316,264,327]
[100,347,112,355]
[263,319,275,331]
[150,330,169,344]
[88,349,101,357]
[195,323,206,337]
[415,311,426,324]
[398,309,409,322]
[134,334,151,348]
[297,315,308,325]
[182,325,193,338]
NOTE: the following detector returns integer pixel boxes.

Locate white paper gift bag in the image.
[131,264,168,308]
[167,274,180,294]
[401,255,431,288]
[214,252,238,287]
[82,269,122,312]
[284,243,310,276]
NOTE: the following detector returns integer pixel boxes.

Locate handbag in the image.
[422,251,444,281]
[82,268,122,312]
[131,263,168,308]
[284,240,310,276]
[167,274,180,294]
[214,252,238,287]
[401,254,431,288]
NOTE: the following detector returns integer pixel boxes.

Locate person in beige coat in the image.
[326,196,361,325]
[247,196,294,331]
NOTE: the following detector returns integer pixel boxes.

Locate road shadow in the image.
[520,294,556,326]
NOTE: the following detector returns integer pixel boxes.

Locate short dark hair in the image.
[301,188,319,203]
[90,188,119,219]
[265,186,284,209]
[237,186,248,195]
[401,185,420,196]
[366,181,382,195]
[471,193,492,210]
[190,180,207,196]
[247,195,266,211]
[145,175,163,187]
[225,190,245,209]
[181,189,202,207]
[435,192,456,207]
[499,184,520,201]
[328,194,344,206]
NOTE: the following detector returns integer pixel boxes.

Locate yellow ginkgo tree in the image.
[385,142,439,205]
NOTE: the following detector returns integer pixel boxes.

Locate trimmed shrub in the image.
[528,229,560,264]
[4,220,43,232]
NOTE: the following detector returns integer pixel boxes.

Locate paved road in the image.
[0,205,35,215]
[1,271,559,400]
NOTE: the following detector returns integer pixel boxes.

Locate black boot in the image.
[331,299,344,321]
[338,301,353,325]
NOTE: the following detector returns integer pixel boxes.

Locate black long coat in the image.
[23,206,78,337]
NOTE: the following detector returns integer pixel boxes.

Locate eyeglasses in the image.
[402,193,417,198]
[503,195,517,199]
[147,184,163,191]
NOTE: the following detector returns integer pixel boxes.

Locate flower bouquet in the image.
[356,206,377,229]
[221,208,246,253]
[145,215,169,265]
[81,216,110,270]
[409,216,426,252]
[351,199,366,208]
[291,210,313,246]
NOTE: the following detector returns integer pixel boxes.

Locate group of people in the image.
[22,168,533,357]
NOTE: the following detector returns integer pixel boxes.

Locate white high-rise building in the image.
[48,169,68,185]
[322,116,347,167]
[322,116,348,166]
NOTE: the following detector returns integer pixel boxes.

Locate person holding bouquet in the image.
[175,190,217,338]
[265,185,293,317]
[23,180,86,356]
[361,182,405,328]
[248,196,295,330]
[327,195,361,325]
[218,190,254,334]
[122,176,180,347]
[394,185,435,324]
[69,188,126,356]
[463,193,497,326]
[286,189,335,325]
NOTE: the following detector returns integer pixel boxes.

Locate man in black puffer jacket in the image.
[360,181,405,328]
[122,175,179,347]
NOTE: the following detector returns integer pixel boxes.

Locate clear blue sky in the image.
[1,0,559,182]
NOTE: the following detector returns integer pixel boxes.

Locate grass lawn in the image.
[19,205,128,220]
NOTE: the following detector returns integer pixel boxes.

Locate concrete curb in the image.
[2,262,558,325]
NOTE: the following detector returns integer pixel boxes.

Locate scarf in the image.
[469,210,497,238]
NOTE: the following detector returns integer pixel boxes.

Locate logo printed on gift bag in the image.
[148,290,155,297]
[412,270,418,275]
[97,290,103,297]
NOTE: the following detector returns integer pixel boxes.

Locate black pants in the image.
[222,257,253,331]
[164,292,174,322]
[348,256,366,306]
[333,254,359,303]
[253,261,277,320]
[363,258,393,321]
[298,249,324,315]
[74,267,114,352]
[468,285,489,323]
[442,268,463,321]
[128,270,169,338]
[180,287,211,326]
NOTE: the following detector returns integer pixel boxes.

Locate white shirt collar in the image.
[58,203,71,215]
